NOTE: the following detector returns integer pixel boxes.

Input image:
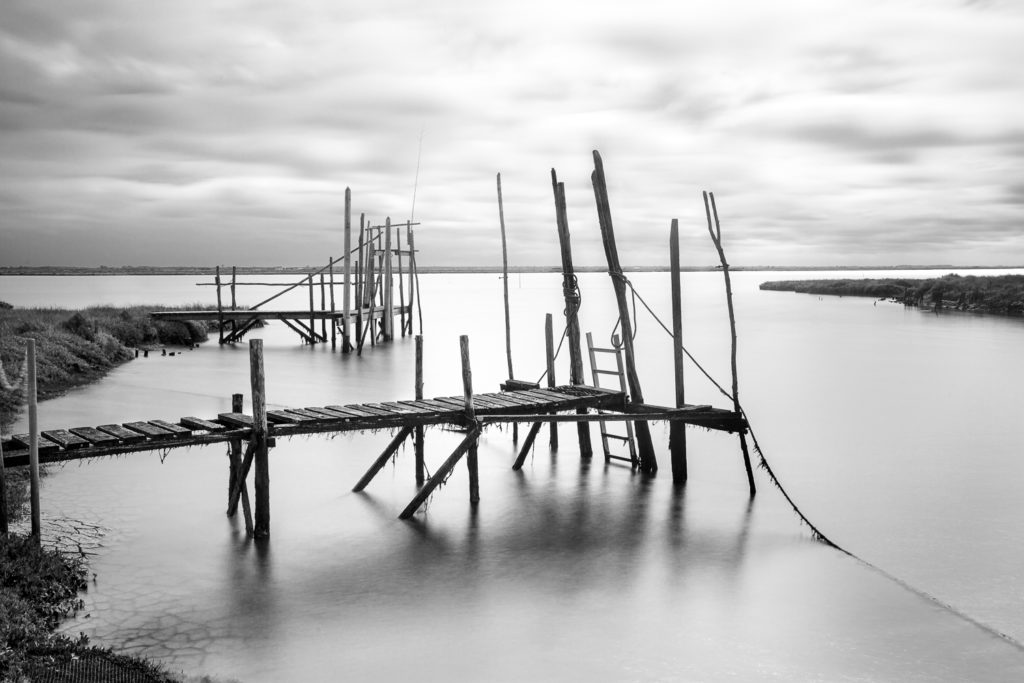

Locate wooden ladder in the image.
[586,332,637,467]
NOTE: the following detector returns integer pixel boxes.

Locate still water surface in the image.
[3,270,1024,681]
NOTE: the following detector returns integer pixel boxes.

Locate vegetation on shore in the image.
[759,273,1024,316]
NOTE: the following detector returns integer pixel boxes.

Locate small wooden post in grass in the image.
[342,188,353,352]
[415,334,425,485]
[27,340,40,542]
[591,150,657,473]
[227,393,253,534]
[250,340,271,538]
[545,312,558,450]
[461,335,480,504]
[669,219,688,484]
[216,266,225,345]
[551,168,593,459]
[704,191,756,496]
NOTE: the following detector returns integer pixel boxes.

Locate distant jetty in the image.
[760,273,1024,316]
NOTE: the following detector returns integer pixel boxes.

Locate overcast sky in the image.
[1,0,1021,268]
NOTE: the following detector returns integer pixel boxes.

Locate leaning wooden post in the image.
[461,335,480,504]
[551,168,593,459]
[383,218,394,341]
[227,393,253,535]
[590,150,657,473]
[704,191,756,496]
[669,219,687,484]
[342,188,353,352]
[545,312,558,450]
[250,340,271,538]
[27,340,41,542]
[215,266,225,344]
[415,334,425,486]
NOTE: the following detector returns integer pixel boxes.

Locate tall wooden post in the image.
[356,215,365,346]
[320,273,327,343]
[215,266,225,344]
[551,169,592,458]
[27,340,40,542]
[669,219,687,484]
[329,258,337,349]
[230,266,238,342]
[250,340,271,538]
[383,218,394,340]
[308,276,316,344]
[497,173,514,380]
[590,150,657,473]
[461,335,480,504]
[704,191,756,496]
[407,225,417,335]
[415,334,425,485]
[342,188,353,352]
[545,313,558,450]
[396,226,406,337]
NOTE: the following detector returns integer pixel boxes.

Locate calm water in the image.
[3,270,1024,681]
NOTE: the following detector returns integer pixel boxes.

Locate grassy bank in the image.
[759,273,1024,316]
[1,304,215,682]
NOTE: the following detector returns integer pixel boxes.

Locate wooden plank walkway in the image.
[0,386,745,468]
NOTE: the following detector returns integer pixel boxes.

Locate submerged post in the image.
[342,188,353,352]
[551,168,593,459]
[704,191,756,496]
[461,335,480,504]
[591,150,657,473]
[415,334,425,485]
[545,312,558,450]
[27,340,40,542]
[250,340,271,537]
[669,219,687,484]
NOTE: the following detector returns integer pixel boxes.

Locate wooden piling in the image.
[461,335,480,504]
[215,267,224,345]
[227,393,253,534]
[383,218,394,341]
[231,266,238,342]
[329,258,337,349]
[250,340,271,538]
[704,191,756,496]
[308,276,316,344]
[407,225,417,335]
[356,214,365,348]
[590,150,657,473]
[27,340,40,542]
[669,219,687,484]
[320,273,328,344]
[342,188,353,352]
[545,313,558,450]
[497,173,514,380]
[415,334,425,486]
[551,169,593,459]
[397,225,406,337]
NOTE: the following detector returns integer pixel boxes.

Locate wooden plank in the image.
[266,410,301,424]
[325,404,381,419]
[491,392,544,406]
[284,408,329,422]
[432,396,473,411]
[218,413,254,428]
[399,399,459,414]
[466,395,512,410]
[474,393,525,409]
[303,407,360,421]
[346,404,394,418]
[381,401,431,415]
[12,434,59,455]
[123,421,175,440]
[363,402,419,416]
[41,429,90,450]
[149,420,192,438]
[180,416,225,432]
[97,424,147,444]
[69,427,120,446]
[517,390,566,407]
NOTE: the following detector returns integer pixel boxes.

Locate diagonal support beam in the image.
[399,425,481,520]
[352,426,415,492]
[511,421,543,471]
[228,439,255,516]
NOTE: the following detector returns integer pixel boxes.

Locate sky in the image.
[0,0,1021,269]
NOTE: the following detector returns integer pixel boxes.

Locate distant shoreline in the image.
[1,264,1020,276]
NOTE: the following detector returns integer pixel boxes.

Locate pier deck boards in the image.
[1,385,745,468]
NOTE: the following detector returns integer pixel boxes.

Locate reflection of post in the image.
[551,169,592,459]
[342,188,353,352]
[27,340,40,542]
[461,335,479,504]
[415,335,425,485]
[669,219,687,484]
[545,313,558,450]
[250,340,271,538]
[591,150,657,472]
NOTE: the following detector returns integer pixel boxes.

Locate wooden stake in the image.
[511,421,543,470]
[497,173,514,380]
[704,191,756,496]
[320,273,327,343]
[399,427,480,520]
[250,339,271,537]
[590,150,657,473]
[352,426,415,492]
[342,188,353,352]
[415,334,425,486]
[231,266,238,342]
[216,266,224,345]
[329,258,337,349]
[461,335,480,504]
[407,224,416,335]
[545,313,558,450]
[551,168,593,459]
[226,393,253,535]
[670,219,687,484]
[356,214,365,347]
[383,218,394,340]
[397,225,407,337]
[27,340,40,542]
[308,276,316,344]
